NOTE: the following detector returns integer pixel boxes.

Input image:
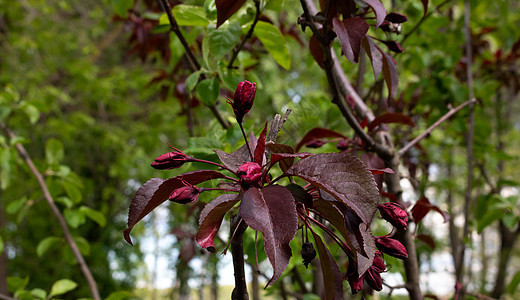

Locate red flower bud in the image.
[151,148,193,170]
[228,81,256,124]
[378,202,408,230]
[365,267,383,291]
[169,184,200,204]
[375,236,408,259]
[371,253,386,273]
[237,162,262,188]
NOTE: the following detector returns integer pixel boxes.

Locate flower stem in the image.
[239,123,254,161]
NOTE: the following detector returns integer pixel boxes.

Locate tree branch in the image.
[398,98,477,156]
[0,122,101,300]
[228,0,261,69]
[455,1,476,297]
[0,292,15,300]
[230,215,249,300]
[156,0,231,129]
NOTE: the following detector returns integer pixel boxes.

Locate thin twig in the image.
[398,98,477,156]
[228,0,261,69]
[0,293,15,300]
[156,0,231,129]
[230,214,249,300]
[401,0,453,45]
[157,0,200,71]
[0,123,101,300]
[456,0,476,297]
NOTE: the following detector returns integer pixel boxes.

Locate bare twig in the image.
[455,1,476,298]
[0,122,100,300]
[398,98,477,156]
[228,0,261,69]
[156,0,231,129]
[401,0,453,45]
[0,293,15,300]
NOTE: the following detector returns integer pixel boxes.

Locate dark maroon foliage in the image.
[333,17,370,63]
[227,80,256,124]
[382,40,404,53]
[305,139,326,148]
[368,112,415,131]
[378,202,408,230]
[411,197,450,224]
[215,0,247,28]
[295,127,345,152]
[385,12,408,23]
[375,236,408,259]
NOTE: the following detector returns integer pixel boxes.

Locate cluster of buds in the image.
[169,181,200,204]
[347,252,387,293]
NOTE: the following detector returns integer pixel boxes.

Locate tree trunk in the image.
[0,192,8,296]
[491,222,518,298]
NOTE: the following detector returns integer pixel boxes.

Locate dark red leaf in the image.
[215,132,257,172]
[361,153,385,191]
[254,122,268,165]
[271,152,314,173]
[215,0,247,28]
[266,143,296,172]
[360,117,368,129]
[380,191,397,202]
[377,46,398,100]
[240,185,298,287]
[124,170,227,245]
[368,112,415,131]
[196,193,240,252]
[310,230,344,300]
[312,198,354,254]
[411,197,449,224]
[369,168,395,175]
[363,0,387,28]
[385,12,408,23]
[417,234,436,249]
[362,36,383,81]
[286,153,380,225]
[286,183,313,208]
[332,17,370,63]
[309,34,325,68]
[295,128,346,152]
[327,195,375,276]
[381,40,404,53]
[421,0,429,17]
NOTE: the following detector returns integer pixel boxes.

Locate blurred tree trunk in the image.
[251,266,259,300]
[491,222,518,298]
[0,193,8,296]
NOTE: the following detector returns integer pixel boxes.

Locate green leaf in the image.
[502,213,517,230]
[302,294,321,300]
[159,5,209,27]
[0,236,3,255]
[49,279,77,297]
[208,22,242,60]
[106,290,134,300]
[79,206,106,227]
[55,196,74,209]
[254,21,291,70]
[196,77,220,106]
[45,138,64,165]
[185,70,202,92]
[508,271,520,295]
[73,236,91,256]
[36,236,62,257]
[7,276,29,293]
[110,0,133,18]
[22,103,40,124]
[266,0,285,12]
[64,209,86,228]
[63,184,82,204]
[477,209,503,233]
[6,197,28,214]
[30,288,47,299]
[14,290,33,300]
